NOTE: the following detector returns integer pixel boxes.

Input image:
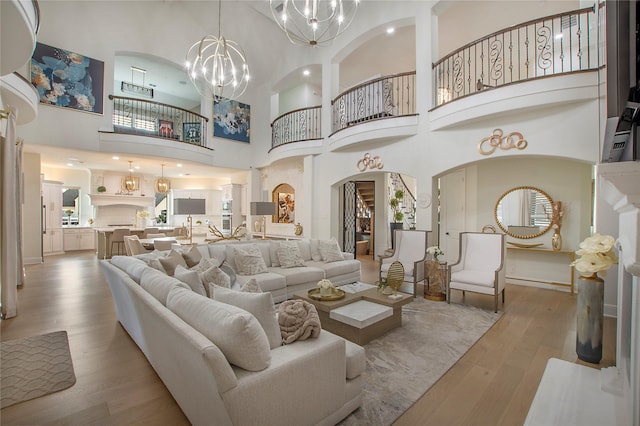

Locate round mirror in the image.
[494,186,553,239]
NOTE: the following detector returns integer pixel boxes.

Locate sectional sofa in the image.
[100,239,365,425]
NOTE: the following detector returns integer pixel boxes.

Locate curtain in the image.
[1,106,19,319]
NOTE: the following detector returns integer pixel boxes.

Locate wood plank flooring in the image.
[1,252,615,425]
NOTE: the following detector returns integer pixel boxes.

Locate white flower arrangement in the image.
[137,210,150,218]
[426,245,444,261]
[571,233,618,277]
[317,279,335,296]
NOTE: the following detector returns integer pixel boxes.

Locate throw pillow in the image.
[233,244,268,275]
[181,246,202,268]
[140,268,190,306]
[200,265,231,289]
[191,256,221,272]
[167,287,271,371]
[309,239,323,261]
[318,238,345,263]
[220,262,237,287]
[174,265,207,297]
[158,249,188,276]
[213,286,281,349]
[240,278,262,293]
[148,258,166,273]
[276,242,306,268]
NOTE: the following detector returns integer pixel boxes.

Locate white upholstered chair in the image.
[124,235,151,256]
[447,232,506,312]
[379,230,428,297]
[153,239,178,251]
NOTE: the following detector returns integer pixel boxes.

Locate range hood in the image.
[89,194,154,208]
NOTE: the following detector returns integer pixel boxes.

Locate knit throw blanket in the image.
[278,300,321,344]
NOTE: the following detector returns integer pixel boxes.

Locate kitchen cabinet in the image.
[42,180,64,255]
[64,228,96,251]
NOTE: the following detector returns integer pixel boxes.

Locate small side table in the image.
[424,260,447,301]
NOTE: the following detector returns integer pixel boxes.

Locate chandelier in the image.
[185,0,250,101]
[123,161,136,192]
[269,0,360,47]
[154,164,171,195]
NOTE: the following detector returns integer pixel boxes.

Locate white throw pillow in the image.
[213,286,281,349]
[191,256,221,272]
[233,244,268,275]
[240,278,262,293]
[173,265,207,297]
[167,287,271,371]
[158,249,188,276]
[140,268,190,305]
[200,265,231,289]
[277,241,306,268]
[318,238,345,263]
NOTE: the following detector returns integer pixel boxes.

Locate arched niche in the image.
[272,183,295,223]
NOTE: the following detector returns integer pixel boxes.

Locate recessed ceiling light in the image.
[303,69,310,76]
[386,27,395,34]
[67,163,74,167]
[179,173,184,177]
[112,156,119,160]
[134,166,140,170]
[177,163,183,167]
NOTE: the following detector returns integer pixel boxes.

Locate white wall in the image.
[278,84,322,114]
[22,152,42,264]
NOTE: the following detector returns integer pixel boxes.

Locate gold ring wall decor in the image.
[494,186,554,239]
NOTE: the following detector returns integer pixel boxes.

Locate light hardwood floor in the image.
[1,252,615,425]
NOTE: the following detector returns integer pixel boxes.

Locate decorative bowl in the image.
[308,287,346,301]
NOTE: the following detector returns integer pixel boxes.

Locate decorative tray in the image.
[308,288,346,301]
[507,242,544,248]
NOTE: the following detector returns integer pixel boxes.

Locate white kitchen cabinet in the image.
[64,228,96,251]
[42,180,64,255]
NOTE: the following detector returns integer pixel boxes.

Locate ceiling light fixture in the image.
[123,160,136,192]
[185,0,250,101]
[154,164,171,195]
[269,0,360,47]
[121,66,154,98]
[303,69,310,76]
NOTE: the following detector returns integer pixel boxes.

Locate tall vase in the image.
[576,274,604,363]
[551,230,562,251]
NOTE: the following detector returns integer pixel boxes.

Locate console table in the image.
[506,247,575,294]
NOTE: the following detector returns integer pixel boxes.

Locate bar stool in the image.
[110,228,131,256]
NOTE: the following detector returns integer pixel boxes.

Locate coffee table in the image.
[293,286,413,345]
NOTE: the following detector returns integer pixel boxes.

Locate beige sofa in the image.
[187,239,361,303]
[101,254,365,425]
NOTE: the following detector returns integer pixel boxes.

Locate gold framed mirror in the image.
[494,186,553,239]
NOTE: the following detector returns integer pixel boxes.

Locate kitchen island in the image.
[95,227,175,259]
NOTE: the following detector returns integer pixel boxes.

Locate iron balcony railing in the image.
[432,5,600,108]
[331,71,417,135]
[270,105,322,151]
[109,95,209,148]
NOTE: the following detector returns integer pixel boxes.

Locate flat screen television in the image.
[173,198,206,215]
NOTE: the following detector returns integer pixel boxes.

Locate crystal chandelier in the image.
[269,0,360,47]
[185,0,250,101]
[154,164,170,195]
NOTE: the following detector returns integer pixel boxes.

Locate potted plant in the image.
[96,185,106,193]
[389,189,404,248]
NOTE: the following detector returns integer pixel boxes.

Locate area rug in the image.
[1,330,76,409]
[339,298,502,425]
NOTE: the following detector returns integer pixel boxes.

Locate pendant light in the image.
[123,160,136,192]
[154,164,171,195]
[185,0,250,101]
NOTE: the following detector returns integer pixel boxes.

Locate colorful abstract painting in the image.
[30,42,104,114]
[213,98,250,142]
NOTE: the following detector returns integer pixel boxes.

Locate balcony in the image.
[1,0,40,75]
[432,6,601,109]
[108,95,210,149]
[270,105,322,152]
